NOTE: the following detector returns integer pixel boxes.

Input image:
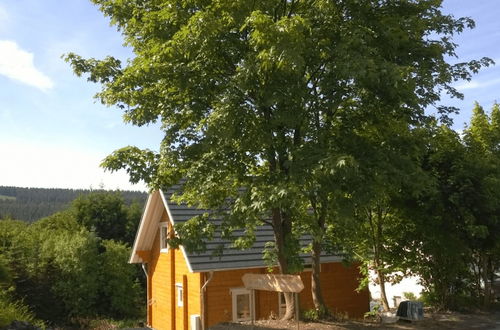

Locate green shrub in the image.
[301,306,329,322]
[97,240,144,318]
[364,303,381,323]
[403,292,417,301]
[0,296,44,329]
[301,308,320,322]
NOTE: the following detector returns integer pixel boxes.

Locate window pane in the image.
[236,293,250,319]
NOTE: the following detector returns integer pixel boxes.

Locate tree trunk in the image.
[482,254,491,308]
[283,292,295,320]
[370,206,389,311]
[311,239,327,313]
[272,208,295,320]
[375,265,390,311]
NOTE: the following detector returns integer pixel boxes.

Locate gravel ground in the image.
[209,311,500,330]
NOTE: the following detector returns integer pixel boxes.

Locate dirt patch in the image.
[209,311,500,330]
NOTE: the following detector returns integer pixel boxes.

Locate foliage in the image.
[97,240,144,318]
[396,104,500,310]
[64,0,491,317]
[403,292,418,301]
[0,297,43,329]
[0,206,144,325]
[0,249,11,284]
[0,186,146,223]
[363,302,382,323]
[301,306,329,322]
[5,215,100,321]
[72,191,143,245]
[0,256,44,329]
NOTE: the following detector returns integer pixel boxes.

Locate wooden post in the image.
[251,289,255,328]
[295,293,299,330]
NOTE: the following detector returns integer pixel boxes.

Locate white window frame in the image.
[230,288,254,322]
[176,283,183,307]
[159,222,169,253]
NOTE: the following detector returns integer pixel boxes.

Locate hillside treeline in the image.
[0,191,146,328]
[0,186,147,222]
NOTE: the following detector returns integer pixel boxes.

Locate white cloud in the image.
[455,81,480,90]
[0,140,146,191]
[0,40,54,91]
[455,77,500,91]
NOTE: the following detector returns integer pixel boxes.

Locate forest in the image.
[0,186,146,222]
[0,190,146,328]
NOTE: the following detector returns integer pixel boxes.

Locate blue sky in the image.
[0,0,498,190]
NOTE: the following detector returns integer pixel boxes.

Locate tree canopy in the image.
[65,0,493,316]
[0,192,146,326]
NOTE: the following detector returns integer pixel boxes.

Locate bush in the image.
[97,240,144,318]
[301,306,329,322]
[0,296,44,329]
[301,308,321,322]
[0,211,144,326]
[403,292,417,301]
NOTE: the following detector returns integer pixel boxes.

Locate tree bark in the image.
[311,239,327,311]
[375,264,390,311]
[369,206,390,311]
[272,208,295,320]
[482,254,491,308]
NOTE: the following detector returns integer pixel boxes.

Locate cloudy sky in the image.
[0,0,499,191]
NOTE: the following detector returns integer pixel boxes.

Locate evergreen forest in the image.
[0,186,146,222]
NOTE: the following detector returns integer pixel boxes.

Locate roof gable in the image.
[130,184,342,271]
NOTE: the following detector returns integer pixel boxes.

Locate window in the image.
[159,222,169,252]
[176,283,183,307]
[230,288,253,322]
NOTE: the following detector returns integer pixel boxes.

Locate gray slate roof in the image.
[162,183,342,272]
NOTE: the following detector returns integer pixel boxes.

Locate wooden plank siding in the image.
[204,264,369,328]
[143,209,367,329]
[146,210,202,330]
[298,263,370,319]
[205,268,261,327]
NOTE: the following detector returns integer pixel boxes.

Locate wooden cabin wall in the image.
[298,263,370,318]
[204,263,369,328]
[148,211,172,329]
[145,213,366,329]
[205,268,266,328]
[147,211,202,330]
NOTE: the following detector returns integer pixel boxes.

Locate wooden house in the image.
[130,184,369,330]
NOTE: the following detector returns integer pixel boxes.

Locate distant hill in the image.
[0,186,147,222]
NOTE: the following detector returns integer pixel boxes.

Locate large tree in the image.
[461,103,500,308]
[396,108,500,310]
[66,0,490,318]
